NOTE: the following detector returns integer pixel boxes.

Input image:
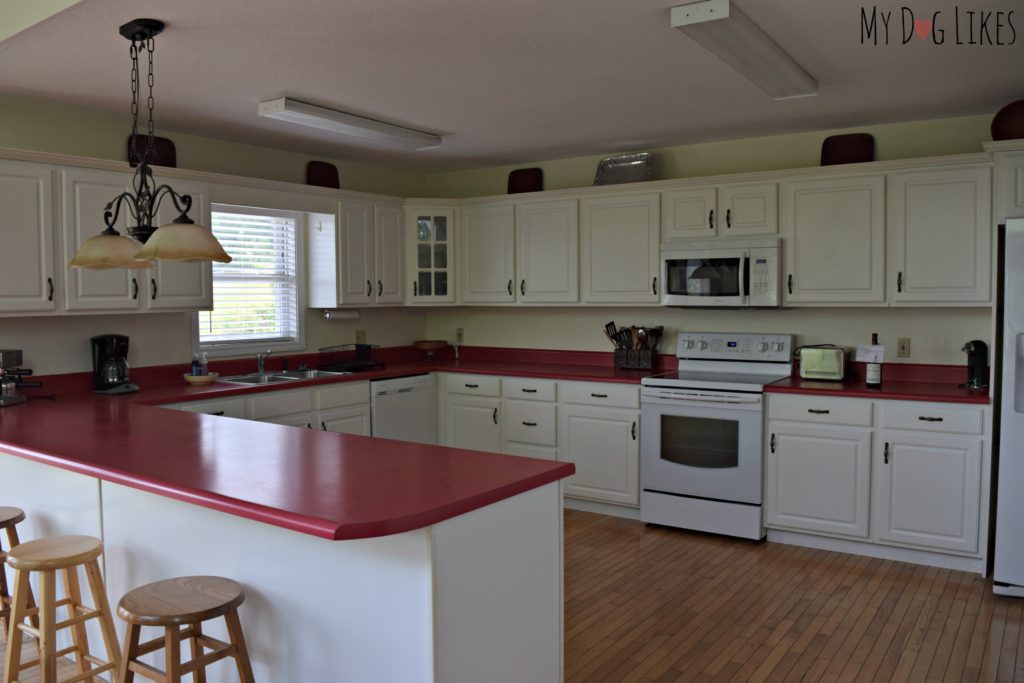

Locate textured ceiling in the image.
[0,0,1022,170]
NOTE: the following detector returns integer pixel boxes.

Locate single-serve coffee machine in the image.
[91,334,139,394]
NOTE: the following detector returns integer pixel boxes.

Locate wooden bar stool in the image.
[116,576,255,683]
[0,507,37,637]
[3,535,121,683]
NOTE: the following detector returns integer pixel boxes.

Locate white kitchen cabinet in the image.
[406,207,455,304]
[317,406,371,435]
[516,198,579,303]
[874,430,982,554]
[61,167,141,312]
[662,182,777,240]
[264,413,315,429]
[308,201,404,307]
[887,166,991,305]
[558,404,639,506]
[444,395,502,453]
[765,422,872,539]
[580,193,660,304]
[995,150,1024,220]
[0,160,57,313]
[145,177,212,311]
[460,204,516,303]
[166,396,246,418]
[782,175,886,305]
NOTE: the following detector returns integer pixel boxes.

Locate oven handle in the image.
[642,391,761,405]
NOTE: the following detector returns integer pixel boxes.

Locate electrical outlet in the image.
[354,329,367,344]
[455,327,464,344]
[897,337,911,358]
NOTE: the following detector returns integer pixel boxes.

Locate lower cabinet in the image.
[765,422,871,538]
[317,406,371,436]
[558,405,639,506]
[444,395,502,453]
[264,413,315,429]
[874,431,982,554]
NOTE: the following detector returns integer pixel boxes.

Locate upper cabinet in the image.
[406,207,455,304]
[995,151,1024,220]
[781,175,886,306]
[662,182,777,240]
[887,166,991,305]
[308,199,405,308]
[581,193,660,304]
[0,160,57,314]
[145,176,213,311]
[457,198,580,305]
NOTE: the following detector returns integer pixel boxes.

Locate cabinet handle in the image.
[211,411,225,416]
[46,277,53,302]
[321,421,327,431]
[652,276,658,296]
[132,278,139,300]
[378,280,383,297]
[726,208,732,228]
[367,280,372,297]
[306,423,312,430]
[897,271,903,293]
[507,279,513,296]
[492,407,498,425]
[787,274,793,295]
[807,409,831,415]
[521,279,526,296]
[708,209,714,229]
[413,281,418,297]
[770,433,776,453]
[591,393,608,398]
[465,383,479,388]
[884,442,890,464]
[918,416,944,422]
[521,388,538,393]
[522,421,537,427]
[151,278,157,300]
[631,421,637,440]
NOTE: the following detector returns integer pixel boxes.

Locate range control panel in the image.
[675,332,793,362]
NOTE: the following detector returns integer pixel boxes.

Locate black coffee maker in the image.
[91,334,139,394]
[961,339,989,391]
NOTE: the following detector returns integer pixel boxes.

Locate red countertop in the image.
[765,363,990,405]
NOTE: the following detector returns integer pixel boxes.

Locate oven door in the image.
[661,248,748,307]
[640,388,764,504]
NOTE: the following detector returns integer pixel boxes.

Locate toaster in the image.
[798,347,846,381]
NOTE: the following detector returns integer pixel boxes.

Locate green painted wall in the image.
[0,96,428,197]
[0,0,81,42]
[422,114,994,198]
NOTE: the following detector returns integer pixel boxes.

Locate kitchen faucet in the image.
[256,349,272,374]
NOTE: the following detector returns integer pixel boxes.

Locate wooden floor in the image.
[564,509,1024,683]
[0,634,77,683]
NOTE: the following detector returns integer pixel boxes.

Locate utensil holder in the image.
[614,349,656,370]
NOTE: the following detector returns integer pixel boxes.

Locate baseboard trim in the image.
[564,497,640,520]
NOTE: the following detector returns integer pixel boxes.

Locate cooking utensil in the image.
[636,328,648,350]
[604,321,618,338]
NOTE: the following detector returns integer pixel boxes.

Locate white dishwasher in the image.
[370,374,437,445]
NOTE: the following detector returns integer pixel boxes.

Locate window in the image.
[195,206,304,355]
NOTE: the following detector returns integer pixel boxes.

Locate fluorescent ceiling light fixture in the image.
[258,97,442,150]
[671,0,818,100]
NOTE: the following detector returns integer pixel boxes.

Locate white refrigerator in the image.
[996,218,1024,597]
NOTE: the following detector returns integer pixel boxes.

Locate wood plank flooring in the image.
[564,509,1024,683]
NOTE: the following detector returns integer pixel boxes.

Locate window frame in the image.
[191,204,306,358]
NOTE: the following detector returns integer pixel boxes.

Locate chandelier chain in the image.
[128,40,140,165]
[145,37,156,162]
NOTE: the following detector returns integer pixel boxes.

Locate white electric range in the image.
[639,332,793,540]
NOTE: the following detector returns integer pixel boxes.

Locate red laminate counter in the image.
[0,386,574,541]
[765,377,990,404]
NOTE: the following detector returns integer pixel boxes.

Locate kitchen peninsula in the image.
[0,381,573,682]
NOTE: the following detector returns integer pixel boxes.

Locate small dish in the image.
[183,372,219,385]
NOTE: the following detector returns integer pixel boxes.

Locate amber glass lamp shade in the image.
[68,229,153,269]
[134,219,232,264]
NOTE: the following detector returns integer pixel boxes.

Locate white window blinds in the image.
[197,209,299,346]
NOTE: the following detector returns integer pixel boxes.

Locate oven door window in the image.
[665,258,745,297]
[660,415,739,469]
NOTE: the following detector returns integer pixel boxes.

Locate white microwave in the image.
[660,238,781,307]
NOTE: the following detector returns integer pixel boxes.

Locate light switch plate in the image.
[456,328,464,344]
[355,329,367,344]
[897,338,911,358]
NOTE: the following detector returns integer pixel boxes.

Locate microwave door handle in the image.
[739,254,749,305]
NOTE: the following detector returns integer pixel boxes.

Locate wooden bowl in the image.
[183,372,219,385]
[413,340,448,353]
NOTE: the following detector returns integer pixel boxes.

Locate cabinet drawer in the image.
[502,377,557,402]
[445,373,501,397]
[768,395,872,427]
[173,397,246,419]
[880,402,984,435]
[249,388,313,420]
[503,401,557,446]
[560,381,639,409]
[316,381,369,410]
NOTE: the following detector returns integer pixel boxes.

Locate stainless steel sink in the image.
[219,373,301,385]
[275,370,353,380]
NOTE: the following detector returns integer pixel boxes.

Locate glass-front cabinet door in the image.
[406,207,455,304]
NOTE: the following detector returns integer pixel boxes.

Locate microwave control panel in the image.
[676,332,793,362]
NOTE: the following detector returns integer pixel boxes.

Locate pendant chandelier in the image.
[69,19,231,269]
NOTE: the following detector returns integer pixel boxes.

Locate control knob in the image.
[773,341,786,352]
[759,341,770,352]
[699,340,709,350]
